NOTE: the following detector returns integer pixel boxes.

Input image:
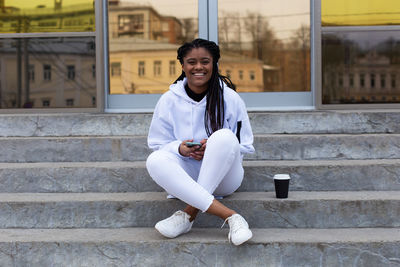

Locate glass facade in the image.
[321,0,400,105]
[108,0,198,94]
[218,0,311,93]
[0,0,95,33]
[322,31,400,104]
[0,0,97,110]
[0,37,96,108]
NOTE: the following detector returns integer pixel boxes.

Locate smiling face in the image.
[182,47,213,94]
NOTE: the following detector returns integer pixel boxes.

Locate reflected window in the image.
[67,65,76,80]
[370,73,375,88]
[92,64,96,78]
[360,74,365,88]
[43,64,52,81]
[28,65,35,82]
[392,74,397,89]
[169,61,176,76]
[380,74,386,89]
[349,73,354,87]
[66,99,74,106]
[154,61,161,76]
[226,70,231,79]
[138,61,145,77]
[42,99,50,107]
[338,73,343,87]
[118,14,144,38]
[249,71,255,81]
[111,62,121,77]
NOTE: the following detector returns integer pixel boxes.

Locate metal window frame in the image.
[0,0,104,113]
[315,0,400,109]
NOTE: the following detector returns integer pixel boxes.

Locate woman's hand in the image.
[179,139,207,161]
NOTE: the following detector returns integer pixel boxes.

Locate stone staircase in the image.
[0,111,399,266]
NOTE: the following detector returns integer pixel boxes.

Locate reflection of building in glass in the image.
[323,51,400,104]
[0,0,95,33]
[0,38,96,108]
[109,38,264,94]
[108,1,266,94]
[108,3,182,44]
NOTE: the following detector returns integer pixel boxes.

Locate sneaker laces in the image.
[221,214,248,234]
[167,210,191,227]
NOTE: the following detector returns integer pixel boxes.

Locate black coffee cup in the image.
[274,174,290,198]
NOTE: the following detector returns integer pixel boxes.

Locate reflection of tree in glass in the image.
[218,11,312,92]
[178,18,197,44]
[244,12,277,62]
[377,38,400,65]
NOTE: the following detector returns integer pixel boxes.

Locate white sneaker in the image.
[222,214,253,246]
[155,210,193,238]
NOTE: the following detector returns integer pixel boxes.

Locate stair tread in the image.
[0,191,398,202]
[0,227,398,244]
[4,133,400,140]
[3,158,400,168]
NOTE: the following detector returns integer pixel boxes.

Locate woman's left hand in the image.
[189,139,207,161]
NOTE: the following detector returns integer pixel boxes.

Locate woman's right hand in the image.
[179,139,201,158]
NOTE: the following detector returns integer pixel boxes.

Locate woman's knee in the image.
[146,150,171,176]
[207,129,239,152]
[208,129,238,145]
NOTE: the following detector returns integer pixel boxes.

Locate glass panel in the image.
[218,0,311,92]
[0,37,96,109]
[322,30,400,104]
[108,0,198,94]
[0,0,95,33]
[322,0,400,26]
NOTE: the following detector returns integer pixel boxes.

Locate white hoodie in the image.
[147,78,255,158]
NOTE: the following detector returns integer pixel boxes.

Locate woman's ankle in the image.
[184,206,199,222]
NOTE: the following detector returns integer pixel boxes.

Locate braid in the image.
[175,39,236,136]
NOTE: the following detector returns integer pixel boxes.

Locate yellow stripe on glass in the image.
[0,0,95,33]
[322,0,400,26]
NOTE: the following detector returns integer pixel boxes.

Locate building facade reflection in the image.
[322,31,400,104]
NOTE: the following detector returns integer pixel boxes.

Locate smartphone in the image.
[185,141,201,147]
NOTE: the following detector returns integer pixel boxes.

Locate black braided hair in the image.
[174,38,236,136]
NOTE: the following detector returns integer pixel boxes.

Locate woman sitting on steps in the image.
[146,38,255,246]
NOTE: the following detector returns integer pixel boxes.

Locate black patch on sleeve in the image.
[236,121,242,143]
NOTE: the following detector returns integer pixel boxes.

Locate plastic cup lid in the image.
[273,174,291,180]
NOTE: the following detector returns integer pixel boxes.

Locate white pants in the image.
[146,129,244,212]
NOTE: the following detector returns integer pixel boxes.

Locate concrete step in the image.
[0,228,398,266]
[3,134,400,162]
[3,111,400,137]
[0,191,398,228]
[1,159,400,193]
